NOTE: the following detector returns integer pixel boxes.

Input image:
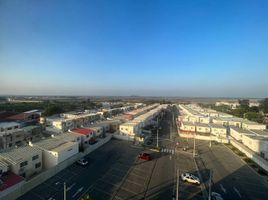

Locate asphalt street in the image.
[180,138,268,200]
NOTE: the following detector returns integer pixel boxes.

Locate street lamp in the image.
[193,132,196,158]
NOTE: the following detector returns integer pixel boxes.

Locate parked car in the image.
[76,158,88,166]
[181,172,200,185]
[211,192,224,200]
[138,153,151,161]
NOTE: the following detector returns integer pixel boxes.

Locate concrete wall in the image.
[179,132,229,143]
[230,139,268,172]
[112,133,134,141]
[0,135,112,200]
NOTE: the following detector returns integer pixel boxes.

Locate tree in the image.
[43,105,64,116]
[244,112,263,123]
[260,98,268,114]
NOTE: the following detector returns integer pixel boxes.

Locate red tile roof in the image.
[71,128,94,135]
[0,172,24,192]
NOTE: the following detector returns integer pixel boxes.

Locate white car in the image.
[76,158,88,166]
[181,173,200,185]
[211,192,224,200]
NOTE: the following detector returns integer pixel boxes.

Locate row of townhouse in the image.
[178,104,267,131]
[44,112,102,132]
[119,104,167,140]
[180,121,227,137]
[230,126,268,159]
[0,122,43,151]
[123,104,159,120]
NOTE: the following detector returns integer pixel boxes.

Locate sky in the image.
[0,0,268,98]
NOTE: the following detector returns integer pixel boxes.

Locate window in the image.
[35,162,41,169]
[86,135,89,138]
[20,161,28,168]
[32,155,39,161]
[9,143,12,147]
[67,148,73,151]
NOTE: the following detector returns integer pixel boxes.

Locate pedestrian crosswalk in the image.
[160,148,175,154]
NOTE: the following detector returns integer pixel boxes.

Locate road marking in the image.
[220,184,226,193]
[72,186,84,198]
[234,187,242,198]
[67,183,76,192]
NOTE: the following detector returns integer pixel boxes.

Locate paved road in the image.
[180,138,268,200]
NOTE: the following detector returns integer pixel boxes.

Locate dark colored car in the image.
[138,153,151,161]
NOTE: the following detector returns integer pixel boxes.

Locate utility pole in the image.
[193,133,196,157]
[64,182,67,200]
[157,117,159,148]
[208,169,213,200]
[176,168,179,200]
[209,132,212,148]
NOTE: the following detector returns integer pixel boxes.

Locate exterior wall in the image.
[242,136,260,153]
[199,117,210,124]
[196,126,211,133]
[180,124,195,132]
[242,123,266,130]
[211,127,226,136]
[212,119,228,126]
[10,152,42,179]
[188,116,199,123]
[230,128,243,141]
[120,124,135,136]
[57,143,79,163]
[0,130,25,151]
[228,121,242,128]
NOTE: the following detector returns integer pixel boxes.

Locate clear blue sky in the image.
[1,0,268,97]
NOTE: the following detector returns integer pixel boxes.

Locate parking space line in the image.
[30,191,46,200]
[124,179,144,187]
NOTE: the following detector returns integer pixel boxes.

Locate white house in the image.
[30,138,79,169]
[209,124,227,137]
[230,126,255,142]
[195,123,211,134]
[180,121,195,132]
[0,145,42,178]
[242,135,268,159]
[242,121,267,130]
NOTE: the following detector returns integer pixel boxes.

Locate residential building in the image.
[180,121,195,132]
[209,124,227,137]
[195,123,211,134]
[230,126,255,142]
[0,146,42,178]
[242,120,267,130]
[242,135,268,159]
[30,137,79,169]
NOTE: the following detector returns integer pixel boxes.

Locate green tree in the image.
[244,112,263,123]
[43,105,64,116]
[260,98,268,114]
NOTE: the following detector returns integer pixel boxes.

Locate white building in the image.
[180,121,195,132]
[242,121,267,130]
[0,122,20,132]
[195,123,211,134]
[242,135,268,159]
[0,159,9,175]
[0,145,42,178]
[30,138,79,169]
[230,126,255,142]
[209,124,227,137]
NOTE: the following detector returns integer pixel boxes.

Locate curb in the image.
[223,144,268,185]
